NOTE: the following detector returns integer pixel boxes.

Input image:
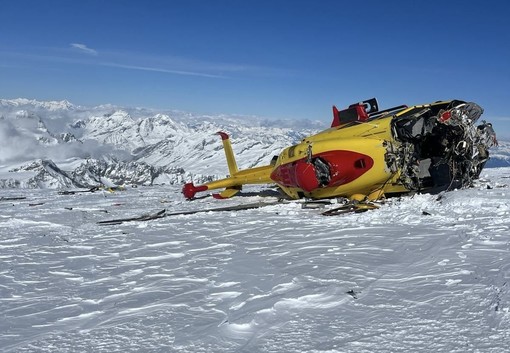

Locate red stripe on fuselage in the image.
[270,150,374,192]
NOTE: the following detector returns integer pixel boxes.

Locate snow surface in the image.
[1,168,510,352]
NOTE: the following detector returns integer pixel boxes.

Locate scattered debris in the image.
[322,202,379,216]
[0,196,27,201]
[346,290,359,299]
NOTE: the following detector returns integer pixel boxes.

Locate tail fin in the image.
[182,132,273,200]
[331,105,340,127]
[216,132,238,176]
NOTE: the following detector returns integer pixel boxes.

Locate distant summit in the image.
[0,98,75,111]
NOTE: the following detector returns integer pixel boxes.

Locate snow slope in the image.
[1,167,509,352]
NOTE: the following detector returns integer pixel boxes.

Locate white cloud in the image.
[493,116,510,122]
[3,45,290,80]
[0,119,39,163]
[100,62,225,79]
[70,43,98,56]
[0,118,128,164]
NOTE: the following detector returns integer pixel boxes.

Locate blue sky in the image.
[1,0,509,136]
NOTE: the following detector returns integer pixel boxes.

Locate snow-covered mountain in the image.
[487,140,510,167]
[1,98,509,189]
[0,98,322,189]
[0,98,75,111]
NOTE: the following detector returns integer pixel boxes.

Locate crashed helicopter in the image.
[182,98,497,202]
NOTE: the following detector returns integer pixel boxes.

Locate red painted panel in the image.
[270,150,374,193]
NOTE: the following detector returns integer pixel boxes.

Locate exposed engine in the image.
[390,101,497,192]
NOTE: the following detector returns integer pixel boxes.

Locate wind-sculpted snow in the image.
[1,168,509,352]
[0,99,317,189]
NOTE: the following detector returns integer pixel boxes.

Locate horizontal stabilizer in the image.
[213,186,242,199]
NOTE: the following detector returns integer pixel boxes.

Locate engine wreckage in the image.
[386,99,496,193]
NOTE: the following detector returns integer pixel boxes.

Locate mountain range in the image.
[0,98,321,189]
[1,98,508,189]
